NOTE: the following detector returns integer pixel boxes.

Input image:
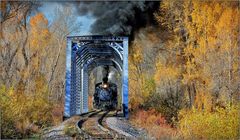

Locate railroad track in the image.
[41,110,100,140]
[42,110,146,139]
[77,110,126,139]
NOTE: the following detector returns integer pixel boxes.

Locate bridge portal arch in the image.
[64,36,128,119]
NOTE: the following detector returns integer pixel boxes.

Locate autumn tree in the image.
[153,0,239,138]
[154,0,239,110]
[129,28,160,109]
[182,1,239,109]
[0,2,37,88]
[47,6,81,102]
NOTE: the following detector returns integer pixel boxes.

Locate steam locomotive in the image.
[93,77,118,110]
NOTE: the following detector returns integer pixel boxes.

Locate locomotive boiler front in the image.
[93,76,118,110]
[98,77,112,101]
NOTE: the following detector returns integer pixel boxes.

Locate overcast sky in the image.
[39,2,95,35]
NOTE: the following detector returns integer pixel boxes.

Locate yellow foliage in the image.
[129,40,156,109]
[178,104,240,139]
[29,13,50,52]
[131,43,143,64]
[64,124,78,137]
[194,90,212,112]
[0,80,53,138]
[154,62,179,83]
[30,13,48,29]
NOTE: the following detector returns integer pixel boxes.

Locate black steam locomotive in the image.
[93,77,118,110]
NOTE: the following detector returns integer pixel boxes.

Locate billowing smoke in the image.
[75,1,159,39]
[75,2,159,90]
[102,66,117,83]
[102,66,109,79]
[108,70,116,83]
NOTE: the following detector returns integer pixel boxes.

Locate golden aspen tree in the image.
[178,1,240,139]
[214,5,239,105]
[182,1,239,109]
[129,42,144,109]
[129,31,158,109]
[148,0,188,123]
[29,13,50,73]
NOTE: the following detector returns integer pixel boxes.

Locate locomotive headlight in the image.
[103,84,108,88]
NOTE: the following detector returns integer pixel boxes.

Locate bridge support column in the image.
[64,38,72,117]
[122,37,129,119]
[82,66,89,113]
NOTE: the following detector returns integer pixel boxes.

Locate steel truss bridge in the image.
[64,36,129,119]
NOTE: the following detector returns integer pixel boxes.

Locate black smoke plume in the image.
[75,1,159,40]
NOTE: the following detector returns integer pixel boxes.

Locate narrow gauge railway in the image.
[77,110,126,139]
[41,110,101,139]
[42,110,146,139]
[61,71,143,139]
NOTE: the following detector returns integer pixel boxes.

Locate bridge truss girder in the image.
[64,36,129,119]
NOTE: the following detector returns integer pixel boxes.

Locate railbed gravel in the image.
[106,117,155,139]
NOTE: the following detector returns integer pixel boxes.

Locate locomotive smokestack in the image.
[102,65,109,79]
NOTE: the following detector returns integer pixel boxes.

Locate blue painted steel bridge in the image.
[64,36,129,119]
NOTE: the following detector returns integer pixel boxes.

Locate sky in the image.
[39,2,96,72]
[39,2,95,35]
